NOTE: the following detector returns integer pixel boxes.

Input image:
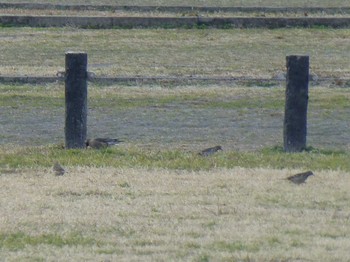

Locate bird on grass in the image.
[199,146,223,157]
[286,171,314,184]
[86,138,123,149]
[53,162,65,176]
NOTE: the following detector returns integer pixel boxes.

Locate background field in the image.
[0,28,349,78]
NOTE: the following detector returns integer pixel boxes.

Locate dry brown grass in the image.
[1,167,350,261]
[0,28,349,79]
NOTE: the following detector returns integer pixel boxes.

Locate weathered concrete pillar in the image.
[283,55,309,152]
[65,52,88,149]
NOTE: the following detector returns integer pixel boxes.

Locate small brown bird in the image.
[53,162,65,176]
[86,138,122,149]
[199,146,223,157]
[287,171,314,184]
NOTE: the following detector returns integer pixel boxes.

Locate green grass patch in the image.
[1,144,349,171]
[212,240,260,252]
[195,254,210,262]
[0,93,63,108]
[313,95,350,110]
[2,83,348,110]
[0,232,96,251]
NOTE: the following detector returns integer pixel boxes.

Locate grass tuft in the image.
[1,144,349,171]
[0,232,96,251]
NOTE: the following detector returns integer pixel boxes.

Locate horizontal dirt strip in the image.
[0,3,350,14]
[1,15,350,28]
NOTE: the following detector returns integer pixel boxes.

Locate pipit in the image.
[86,138,123,149]
[199,146,223,157]
[287,171,314,184]
[53,162,65,176]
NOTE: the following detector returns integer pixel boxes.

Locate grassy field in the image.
[1,82,348,261]
[1,0,350,7]
[1,167,350,261]
[1,116,350,261]
[1,4,350,260]
[0,27,349,78]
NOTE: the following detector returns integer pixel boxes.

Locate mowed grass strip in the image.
[0,167,349,260]
[1,83,349,110]
[0,27,349,78]
[1,143,349,172]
